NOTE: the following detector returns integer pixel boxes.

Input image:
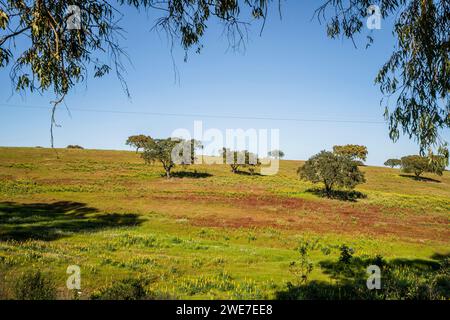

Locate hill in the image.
[0,147,448,299]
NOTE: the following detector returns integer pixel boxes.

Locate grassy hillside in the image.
[0,147,449,299]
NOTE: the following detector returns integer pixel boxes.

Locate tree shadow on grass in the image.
[399,174,441,183]
[275,254,449,300]
[233,170,262,176]
[305,188,367,202]
[170,171,212,179]
[431,253,450,261]
[0,201,143,241]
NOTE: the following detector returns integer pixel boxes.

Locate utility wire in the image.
[0,103,386,124]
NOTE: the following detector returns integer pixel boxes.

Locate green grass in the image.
[0,147,449,299]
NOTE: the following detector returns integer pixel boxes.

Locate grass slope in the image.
[0,147,448,299]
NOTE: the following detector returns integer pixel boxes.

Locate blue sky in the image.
[0,1,448,166]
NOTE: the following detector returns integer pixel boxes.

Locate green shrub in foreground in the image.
[90,278,148,300]
[279,245,449,300]
[14,271,56,300]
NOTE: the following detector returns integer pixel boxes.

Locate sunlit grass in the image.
[0,147,448,299]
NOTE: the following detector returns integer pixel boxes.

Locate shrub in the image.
[338,245,354,264]
[90,278,148,300]
[278,251,450,300]
[289,240,320,285]
[67,145,84,149]
[14,271,57,300]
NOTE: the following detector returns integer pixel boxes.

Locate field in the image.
[0,147,449,299]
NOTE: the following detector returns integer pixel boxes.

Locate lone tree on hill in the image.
[384,159,401,168]
[126,135,152,153]
[141,137,200,179]
[298,151,366,197]
[400,155,446,178]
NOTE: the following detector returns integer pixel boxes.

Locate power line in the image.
[0,103,386,124]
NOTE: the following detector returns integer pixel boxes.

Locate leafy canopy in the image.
[298,150,366,196]
[126,135,152,153]
[1,1,448,152]
[318,0,449,153]
[333,144,368,162]
[141,137,200,178]
[400,155,446,177]
[384,158,401,168]
[0,0,270,99]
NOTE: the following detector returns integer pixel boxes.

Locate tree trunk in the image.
[324,183,332,197]
[162,162,171,179]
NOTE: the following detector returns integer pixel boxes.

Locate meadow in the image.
[0,147,448,299]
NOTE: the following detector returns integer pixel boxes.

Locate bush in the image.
[90,278,148,300]
[338,245,354,264]
[67,145,84,149]
[14,271,57,300]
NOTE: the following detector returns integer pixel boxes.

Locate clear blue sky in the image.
[0,1,448,166]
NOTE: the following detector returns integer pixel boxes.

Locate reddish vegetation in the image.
[150,193,449,243]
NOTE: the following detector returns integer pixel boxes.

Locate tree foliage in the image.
[126,135,152,153]
[298,151,366,197]
[317,0,449,153]
[1,1,449,152]
[141,137,199,178]
[141,138,177,178]
[0,0,272,146]
[333,144,368,162]
[400,155,446,178]
[0,0,271,97]
[384,158,401,168]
